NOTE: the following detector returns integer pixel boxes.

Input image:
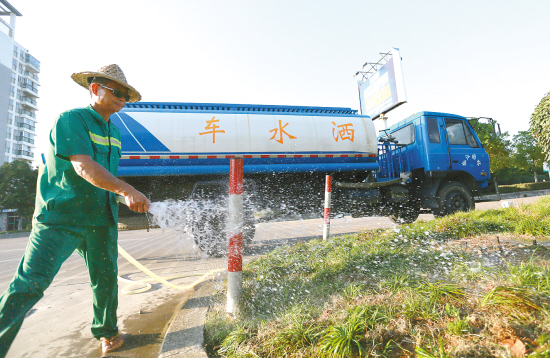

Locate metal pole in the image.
[323,175,332,241]
[227,158,244,314]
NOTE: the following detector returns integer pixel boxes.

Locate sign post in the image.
[227,158,244,314]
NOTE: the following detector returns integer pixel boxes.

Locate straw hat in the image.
[71,64,141,103]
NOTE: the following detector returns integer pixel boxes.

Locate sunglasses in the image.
[98,84,130,102]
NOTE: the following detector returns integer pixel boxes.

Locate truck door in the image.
[443,118,489,180]
[424,116,451,171]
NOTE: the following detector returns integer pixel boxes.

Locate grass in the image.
[205,196,550,357]
[498,181,550,194]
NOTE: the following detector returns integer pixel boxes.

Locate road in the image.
[0,194,546,357]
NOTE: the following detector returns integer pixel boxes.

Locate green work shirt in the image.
[33,105,122,226]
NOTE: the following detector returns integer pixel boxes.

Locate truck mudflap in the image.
[475,177,502,202]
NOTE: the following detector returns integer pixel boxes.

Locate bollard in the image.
[227,158,244,314]
[323,175,332,241]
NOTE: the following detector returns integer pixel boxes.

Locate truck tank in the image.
[113,102,379,207]
[113,102,378,177]
[112,102,380,251]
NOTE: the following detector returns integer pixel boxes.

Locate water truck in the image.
[112,102,498,255]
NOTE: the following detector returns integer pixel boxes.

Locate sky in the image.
[7,0,550,165]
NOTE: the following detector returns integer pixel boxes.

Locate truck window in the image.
[427,117,440,143]
[391,123,415,146]
[445,119,468,145]
[445,119,479,147]
[464,124,479,148]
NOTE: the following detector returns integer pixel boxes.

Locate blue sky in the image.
[9,0,550,164]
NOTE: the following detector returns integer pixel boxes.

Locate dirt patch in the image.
[443,234,550,266]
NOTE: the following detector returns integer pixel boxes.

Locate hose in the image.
[117,245,225,295]
[115,196,226,294]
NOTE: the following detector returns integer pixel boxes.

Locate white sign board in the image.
[358,48,407,118]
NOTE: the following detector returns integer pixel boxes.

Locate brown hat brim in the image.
[71,71,141,103]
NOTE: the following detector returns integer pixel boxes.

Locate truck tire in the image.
[389,203,420,224]
[434,181,475,217]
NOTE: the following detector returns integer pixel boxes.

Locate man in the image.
[0,64,150,356]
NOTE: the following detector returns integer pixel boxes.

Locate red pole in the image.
[323,175,332,240]
[227,158,243,314]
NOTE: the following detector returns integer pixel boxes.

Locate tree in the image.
[0,160,38,227]
[511,131,546,182]
[474,121,512,173]
[530,91,550,161]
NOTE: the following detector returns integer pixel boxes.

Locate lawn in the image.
[205,197,550,357]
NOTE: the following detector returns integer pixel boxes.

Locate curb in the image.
[158,278,222,358]
[479,189,550,201]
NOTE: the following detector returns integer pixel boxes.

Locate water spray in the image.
[115,196,225,294]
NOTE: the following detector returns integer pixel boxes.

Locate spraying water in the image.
[147,199,229,256]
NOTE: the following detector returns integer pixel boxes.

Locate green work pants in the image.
[0,223,119,357]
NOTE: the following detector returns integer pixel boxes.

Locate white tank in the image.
[113,103,379,176]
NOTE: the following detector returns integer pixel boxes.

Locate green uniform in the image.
[0,106,122,357]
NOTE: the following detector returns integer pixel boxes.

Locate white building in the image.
[0,0,39,165]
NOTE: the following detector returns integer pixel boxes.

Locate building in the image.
[0,208,21,231]
[0,0,39,165]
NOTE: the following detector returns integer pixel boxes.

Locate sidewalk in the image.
[0,231,31,240]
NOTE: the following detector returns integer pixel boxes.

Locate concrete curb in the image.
[158,279,221,358]
[479,189,550,201]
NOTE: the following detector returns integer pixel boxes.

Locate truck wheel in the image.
[389,203,420,224]
[435,181,475,217]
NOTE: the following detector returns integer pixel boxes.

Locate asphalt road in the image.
[0,194,546,357]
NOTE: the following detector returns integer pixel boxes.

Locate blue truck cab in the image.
[366,111,494,222]
[383,112,490,181]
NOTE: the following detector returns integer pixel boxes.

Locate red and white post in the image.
[323,175,332,241]
[227,158,244,314]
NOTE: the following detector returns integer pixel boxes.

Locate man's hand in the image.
[70,154,151,213]
[122,188,151,213]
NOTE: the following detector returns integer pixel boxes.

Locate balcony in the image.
[21,97,39,110]
[16,136,34,145]
[18,122,36,132]
[19,109,36,120]
[16,150,34,158]
[24,54,40,73]
[24,71,39,85]
[21,84,39,98]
